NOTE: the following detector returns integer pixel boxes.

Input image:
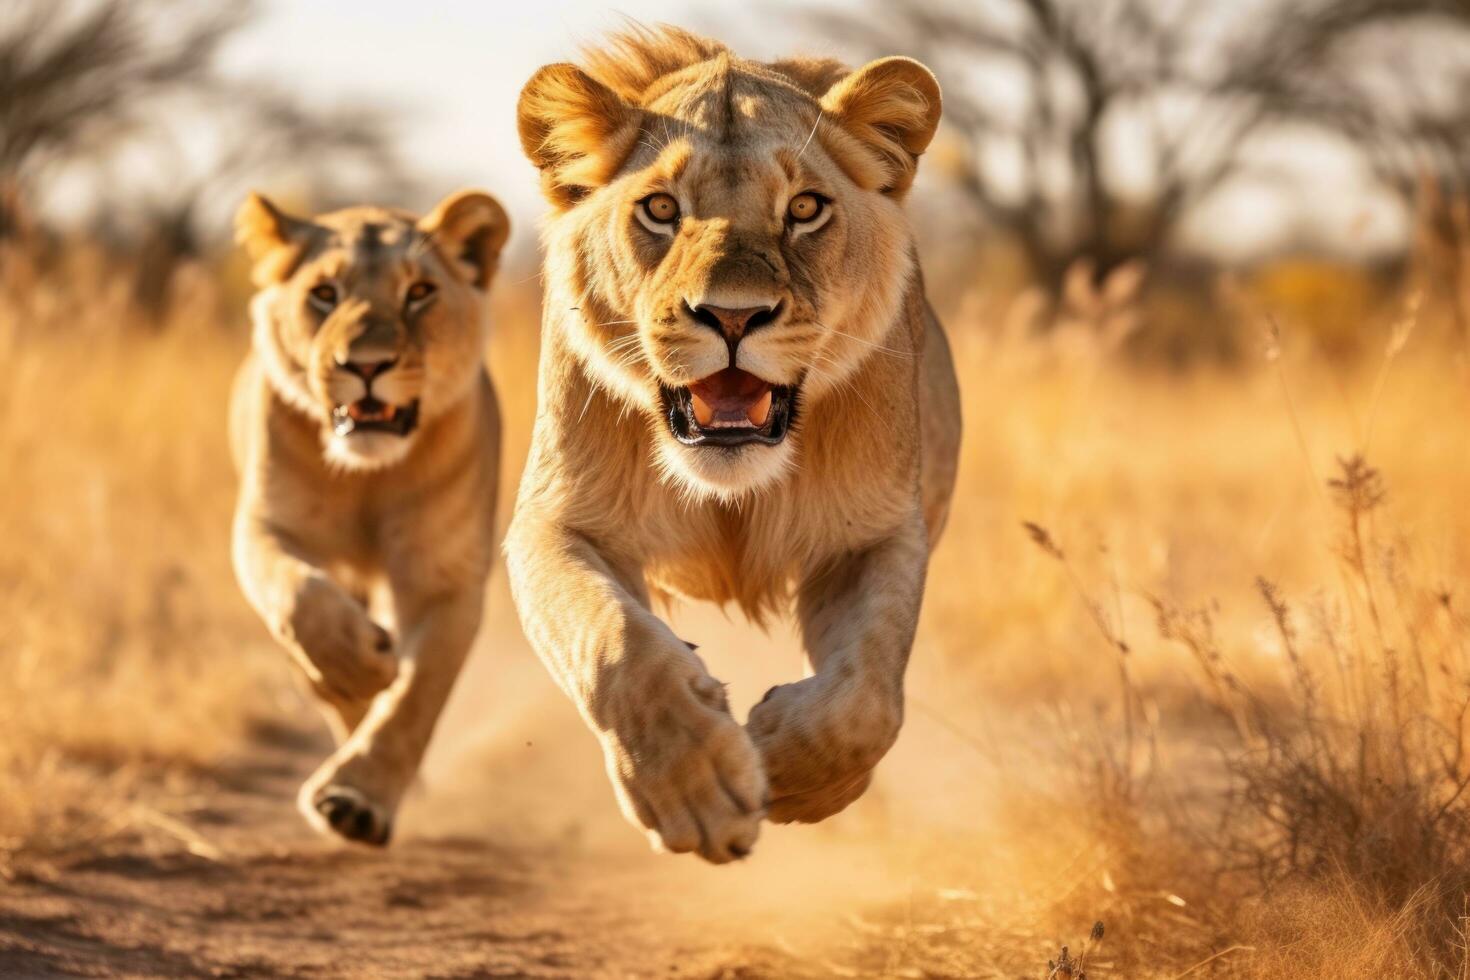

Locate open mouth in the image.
[660,368,796,447]
[331,396,420,438]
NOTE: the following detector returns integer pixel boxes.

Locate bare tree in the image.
[1273,3,1470,338]
[0,0,411,303]
[804,0,1470,295]
[0,2,242,190]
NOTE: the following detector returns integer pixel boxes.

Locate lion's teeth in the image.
[690,392,715,427]
[383,404,397,421]
[747,390,772,427]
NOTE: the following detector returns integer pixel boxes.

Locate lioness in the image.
[230,190,508,845]
[506,28,961,863]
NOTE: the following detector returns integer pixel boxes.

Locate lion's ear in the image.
[419,190,511,289]
[517,63,640,209]
[820,57,942,196]
[234,193,314,285]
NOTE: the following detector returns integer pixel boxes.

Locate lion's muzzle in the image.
[327,357,421,439]
[330,396,420,438]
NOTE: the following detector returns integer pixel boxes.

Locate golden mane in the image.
[580,24,727,103]
[579,23,848,103]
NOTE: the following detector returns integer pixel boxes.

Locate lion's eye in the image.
[641,193,680,225]
[787,193,825,224]
[405,281,436,305]
[309,283,338,309]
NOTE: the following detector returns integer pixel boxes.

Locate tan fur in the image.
[230,190,508,845]
[506,26,962,864]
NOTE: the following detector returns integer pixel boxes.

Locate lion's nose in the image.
[339,355,397,381]
[686,302,782,342]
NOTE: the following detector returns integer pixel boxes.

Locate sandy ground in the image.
[0,580,1008,979]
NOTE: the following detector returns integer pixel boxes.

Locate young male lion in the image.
[507,28,961,863]
[231,190,508,845]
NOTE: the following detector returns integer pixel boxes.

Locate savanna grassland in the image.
[4,227,1470,979]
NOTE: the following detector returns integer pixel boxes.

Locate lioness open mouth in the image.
[331,396,420,438]
[661,368,795,447]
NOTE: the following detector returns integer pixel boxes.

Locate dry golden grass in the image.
[7,234,1470,976]
[886,289,1470,977]
[0,247,273,858]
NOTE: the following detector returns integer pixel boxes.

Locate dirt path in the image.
[0,596,1006,979]
[0,719,848,979]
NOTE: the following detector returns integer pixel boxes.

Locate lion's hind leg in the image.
[297,587,482,846]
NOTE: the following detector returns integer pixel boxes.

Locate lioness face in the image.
[520,52,940,499]
[615,120,895,498]
[236,192,508,470]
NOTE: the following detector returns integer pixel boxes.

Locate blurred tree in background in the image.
[806,0,1470,307]
[0,0,409,310]
[8,0,1470,352]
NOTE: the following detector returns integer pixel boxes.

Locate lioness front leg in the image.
[506,519,766,863]
[747,518,928,824]
[299,588,482,845]
[232,516,398,737]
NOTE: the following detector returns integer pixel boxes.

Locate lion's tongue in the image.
[689,368,773,428]
[347,398,396,423]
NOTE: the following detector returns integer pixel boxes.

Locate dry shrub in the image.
[1154,454,1470,973]
[958,287,1470,976]
[1237,878,1455,980]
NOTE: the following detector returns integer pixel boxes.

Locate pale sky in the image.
[217,1,801,230]
[204,0,1406,262]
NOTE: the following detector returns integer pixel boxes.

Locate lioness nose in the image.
[687,303,781,342]
[339,355,397,381]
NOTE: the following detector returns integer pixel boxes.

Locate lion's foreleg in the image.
[232,513,398,716]
[747,516,929,823]
[504,516,766,864]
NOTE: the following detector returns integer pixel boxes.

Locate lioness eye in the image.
[641,193,680,225]
[788,193,824,223]
[405,281,436,304]
[309,283,338,308]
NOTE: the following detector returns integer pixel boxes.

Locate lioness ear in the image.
[819,57,942,196]
[234,192,314,285]
[517,63,640,209]
[419,190,510,289]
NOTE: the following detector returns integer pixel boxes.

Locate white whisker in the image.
[409,226,442,262]
[817,321,914,359]
[797,111,822,160]
[576,385,597,425]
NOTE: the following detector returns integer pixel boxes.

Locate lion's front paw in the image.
[286,576,398,702]
[298,754,400,846]
[602,671,768,864]
[746,675,900,824]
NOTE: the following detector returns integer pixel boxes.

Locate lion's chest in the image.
[637,507,805,612]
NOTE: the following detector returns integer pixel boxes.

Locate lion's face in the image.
[519,40,940,499]
[237,192,508,471]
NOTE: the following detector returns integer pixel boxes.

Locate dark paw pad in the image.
[315,789,391,846]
